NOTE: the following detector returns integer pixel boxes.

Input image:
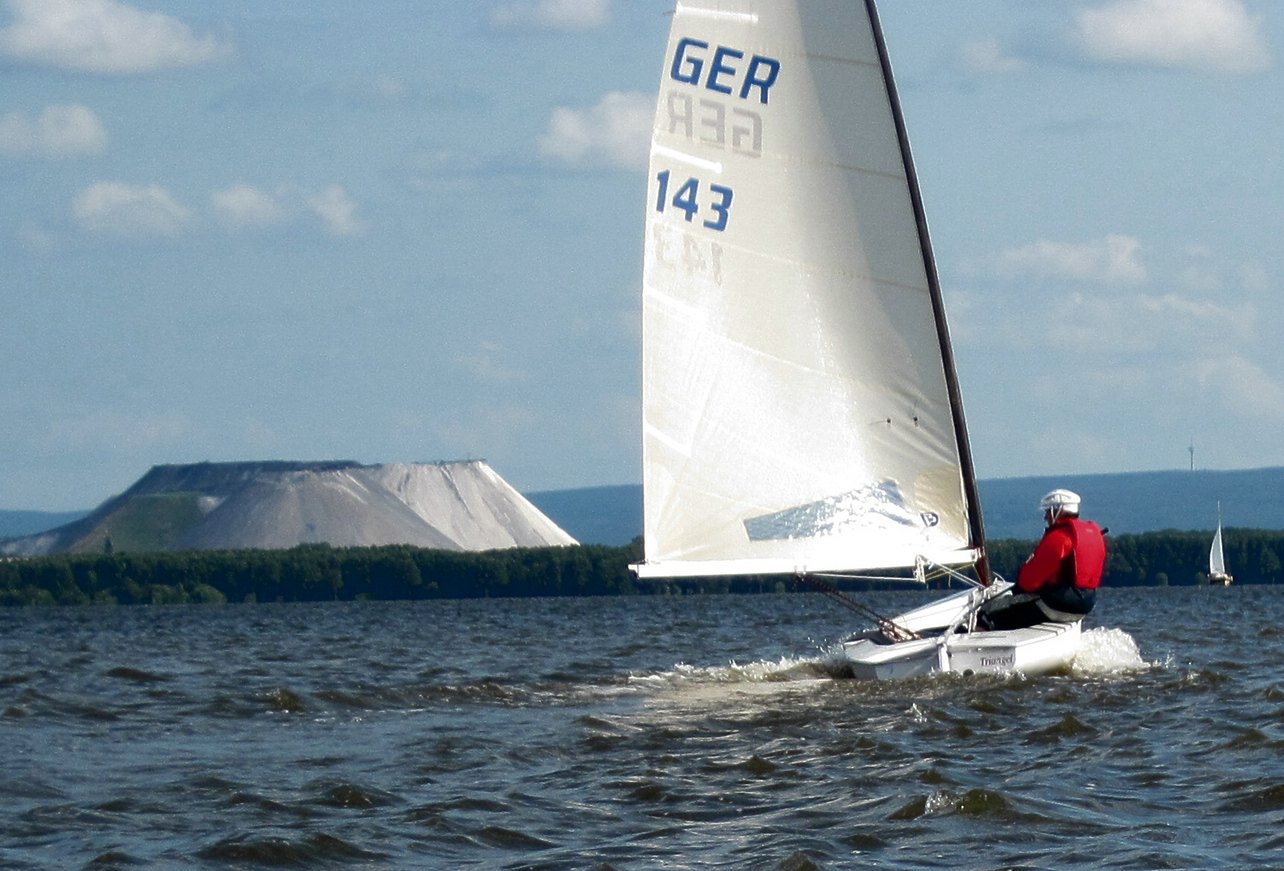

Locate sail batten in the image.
[637,0,984,580]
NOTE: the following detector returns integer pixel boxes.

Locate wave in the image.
[628,656,830,689]
[1072,627,1151,676]
[196,832,387,865]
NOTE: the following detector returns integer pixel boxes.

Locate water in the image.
[2,586,1281,870]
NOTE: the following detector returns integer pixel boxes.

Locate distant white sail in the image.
[637,0,982,578]
[1210,523,1227,577]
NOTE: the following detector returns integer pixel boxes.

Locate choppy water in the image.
[2,586,1282,870]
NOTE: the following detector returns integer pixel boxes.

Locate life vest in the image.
[1063,518,1106,590]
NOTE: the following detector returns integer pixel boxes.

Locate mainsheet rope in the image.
[793,571,921,641]
[798,559,990,642]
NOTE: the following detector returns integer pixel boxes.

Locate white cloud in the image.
[538,90,652,170]
[1179,263,1221,293]
[490,0,608,31]
[0,0,230,74]
[1240,263,1268,292]
[213,183,371,236]
[454,341,527,383]
[1039,289,1256,354]
[0,104,107,156]
[306,185,366,236]
[59,407,191,451]
[993,234,1147,285]
[962,248,1257,361]
[16,223,57,255]
[959,38,1027,75]
[1191,355,1284,422]
[1074,0,1271,74]
[211,184,286,230]
[73,181,191,237]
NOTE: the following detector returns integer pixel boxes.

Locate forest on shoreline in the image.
[1,529,1281,607]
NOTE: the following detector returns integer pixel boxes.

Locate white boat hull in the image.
[840,621,1081,680]
[836,586,1082,680]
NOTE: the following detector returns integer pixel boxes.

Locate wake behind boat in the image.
[631,0,1093,679]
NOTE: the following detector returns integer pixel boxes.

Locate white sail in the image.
[1210,523,1226,577]
[637,0,982,578]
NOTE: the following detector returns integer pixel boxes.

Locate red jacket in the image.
[1016,517,1106,594]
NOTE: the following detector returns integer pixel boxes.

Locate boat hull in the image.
[835,585,1082,680]
[839,620,1081,681]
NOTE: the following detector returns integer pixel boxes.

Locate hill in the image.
[0,460,575,557]
[526,485,642,549]
[977,467,1284,538]
[0,510,88,538]
[8,465,1282,551]
[529,467,1284,545]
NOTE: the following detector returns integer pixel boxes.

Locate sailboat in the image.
[632,0,1082,679]
[1209,505,1233,586]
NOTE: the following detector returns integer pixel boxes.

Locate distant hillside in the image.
[1,460,575,557]
[527,485,642,548]
[0,510,88,538]
[8,465,1281,552]
[978,467,1284,539]
[529,467,1284,545]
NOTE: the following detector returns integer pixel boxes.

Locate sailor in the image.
[980,489,1106,631]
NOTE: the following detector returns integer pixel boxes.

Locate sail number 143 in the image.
[654,170,733,232]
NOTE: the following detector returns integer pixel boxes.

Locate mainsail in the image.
[1209,524,1226,577]
[636,1,986,579]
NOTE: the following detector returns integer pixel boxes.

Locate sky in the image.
[2,0,1282,511]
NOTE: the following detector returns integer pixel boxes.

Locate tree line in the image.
[1,529,1280,607]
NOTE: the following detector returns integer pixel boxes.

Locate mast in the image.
[864,0,991,585]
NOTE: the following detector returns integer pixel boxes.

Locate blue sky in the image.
[2,0,1281,511]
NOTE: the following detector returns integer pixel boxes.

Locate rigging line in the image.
[794,572,920,641]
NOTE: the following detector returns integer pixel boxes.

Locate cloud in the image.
[73,181,191,237]
[211,184,287,230]
[538,91,652,170]
[306,184,366,236]
[0,104,107,156]
[0,0,230,74]
[1240,263,1268,292]
[454,341,528,383]
[993,234,1147,285]
[16,223,57,255]
[1046,291,1257,353]
[959,38,1028,75]
[1136,293,1255,336]
[489,0,608,31]
[1074,0,1271,74]
[1191,355,1284,422]
[58,407,192,451]
[212,183,369,236]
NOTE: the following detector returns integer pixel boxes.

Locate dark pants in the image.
[980,587,1095,631]
[980,594,1048,631]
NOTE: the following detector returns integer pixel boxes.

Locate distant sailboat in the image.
[1209,505,1233,586]
[631,0,1084,679]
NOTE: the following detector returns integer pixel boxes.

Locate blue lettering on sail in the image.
[670,37,781,104]
[654,170,733,232]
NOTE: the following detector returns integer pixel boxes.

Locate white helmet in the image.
[1039,488,1081,521]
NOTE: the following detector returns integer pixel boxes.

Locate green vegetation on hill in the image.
[79,492,208,554]
[1,530,1280,607]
